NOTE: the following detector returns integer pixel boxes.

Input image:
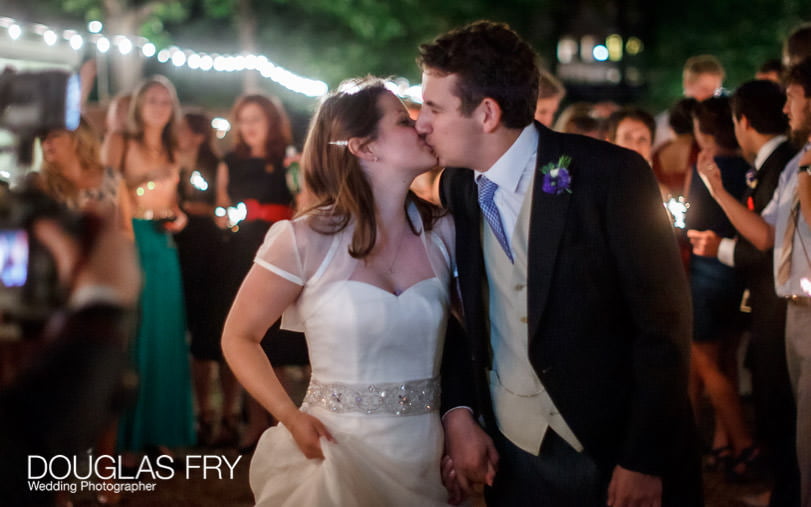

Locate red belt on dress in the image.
[244,199,293,223]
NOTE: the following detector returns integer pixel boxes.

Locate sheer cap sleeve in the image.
[254,220,308,332]
[254,220,304,286]
[252,215,335,332]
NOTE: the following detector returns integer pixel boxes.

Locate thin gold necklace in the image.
[386,229,407,275]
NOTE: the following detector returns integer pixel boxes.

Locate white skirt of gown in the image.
[250,404,449,507]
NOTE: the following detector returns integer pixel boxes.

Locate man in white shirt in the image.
[688,79,800,506]
[695,60,811,507]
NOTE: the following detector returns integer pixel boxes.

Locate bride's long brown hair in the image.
[300,77,442,258]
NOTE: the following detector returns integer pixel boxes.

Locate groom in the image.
[417,22,702,506]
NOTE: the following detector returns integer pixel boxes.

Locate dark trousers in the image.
[747,298,800,507]
[485,429,609,507]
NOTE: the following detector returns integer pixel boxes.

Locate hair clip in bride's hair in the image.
[328,140,348,146]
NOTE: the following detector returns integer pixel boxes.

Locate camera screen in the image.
[65,73,81,131]
[0,229,29,288]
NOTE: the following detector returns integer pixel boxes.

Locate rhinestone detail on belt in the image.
[304,377,440,416]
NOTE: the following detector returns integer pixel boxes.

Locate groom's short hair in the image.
[417,20,539,129]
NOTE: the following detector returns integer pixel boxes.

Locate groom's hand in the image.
[606,465,662,507]
[442,408,498,495]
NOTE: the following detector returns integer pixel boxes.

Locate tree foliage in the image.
[644,0,809,110]
[8,0,811,113]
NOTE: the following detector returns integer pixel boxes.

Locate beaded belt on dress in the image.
[303,377,440,416]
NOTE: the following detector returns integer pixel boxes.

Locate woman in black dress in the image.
[217,94,307,451]
[175,111,241,446]
[686,96,758,479]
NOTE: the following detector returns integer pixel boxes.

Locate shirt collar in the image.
[754,135,787,170]
[475,124,538,193]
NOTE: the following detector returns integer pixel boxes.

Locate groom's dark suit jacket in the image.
[439,123,702,503]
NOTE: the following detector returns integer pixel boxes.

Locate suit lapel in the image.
[751,140,795,212]
[450,170,488,361]
[458,188,484,323]
[753,141,797,208]
[527,124,572,342]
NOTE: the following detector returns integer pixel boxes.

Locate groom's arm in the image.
[438,168,479,415]
[439,315,477,415]
[605,150,693,476]
[438,168,499,494]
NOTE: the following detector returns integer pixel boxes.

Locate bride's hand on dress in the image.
[287,411,336,460]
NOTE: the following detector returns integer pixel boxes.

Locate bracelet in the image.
[799,164,811,175]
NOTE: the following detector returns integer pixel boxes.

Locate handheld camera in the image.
[0,68,82,340]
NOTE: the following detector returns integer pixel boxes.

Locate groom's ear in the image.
[478,97,503,134]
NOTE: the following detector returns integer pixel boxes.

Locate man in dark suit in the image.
[416,21,701,506]
[688,79,800,506]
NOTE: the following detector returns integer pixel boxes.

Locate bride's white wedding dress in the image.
[249,204,455,507]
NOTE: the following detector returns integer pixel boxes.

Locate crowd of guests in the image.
[17,71,309,504]
[546,24,810,507]
[5,18,811,507]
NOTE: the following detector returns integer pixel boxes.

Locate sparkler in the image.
[215,202,247,228]
[665,196,690,229]
[189,170,209,191]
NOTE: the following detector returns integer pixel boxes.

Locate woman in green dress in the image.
[102,75,195,453]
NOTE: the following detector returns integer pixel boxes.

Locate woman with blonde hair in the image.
[102,75,195,454]
[37,114,132,504]
[39,116,129,225]
[223,77,458,505]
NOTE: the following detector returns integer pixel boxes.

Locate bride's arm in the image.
[221,265,334,458]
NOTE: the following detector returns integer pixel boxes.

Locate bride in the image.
[222,77,459,506]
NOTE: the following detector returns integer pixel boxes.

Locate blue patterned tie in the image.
[478,175,513,262]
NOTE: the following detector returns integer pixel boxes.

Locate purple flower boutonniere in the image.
[745,168,758,189]
[540,155,573,195]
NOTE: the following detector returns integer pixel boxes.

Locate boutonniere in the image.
[539,155,573,195]
[745,168,758,189]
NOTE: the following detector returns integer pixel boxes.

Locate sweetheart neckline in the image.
[342,277,440,297]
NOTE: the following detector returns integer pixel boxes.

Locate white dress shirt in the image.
[474,124,539,244]
[761,142,811,297]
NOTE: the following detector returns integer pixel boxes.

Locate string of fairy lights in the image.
[0,16,425,102]
[0,16,333,97]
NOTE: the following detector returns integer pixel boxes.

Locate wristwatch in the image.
[800,164,811,175]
